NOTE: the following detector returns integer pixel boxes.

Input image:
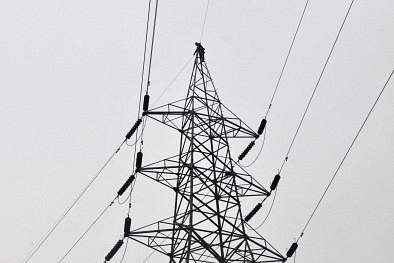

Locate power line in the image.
[58,197,117,262]
[247,0,354,233]
[136,0,159,154]
[264,0,310,119]
[137,0,153,118]
[129,0,159,203]
[239,126,267,168]
[199,0,210,42]
[22,140,125,263]
[119,2,161,262]
[255,188,278,229]
[297,69,394,242]
[244,0,308,230]
[151,55,194,107]
[145,0,159,95]
[278,0,355,175]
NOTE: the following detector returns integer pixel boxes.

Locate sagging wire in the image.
[242,176,280,225]
[254,189,278,229]
[293,248,297,263]
[118,238,129,263]
[125,118,148,147]
[117,183,133,205]
[239,126,267,168]
[117,169,137,262]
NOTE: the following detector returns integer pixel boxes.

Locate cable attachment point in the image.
[286,242,298,258]
[143,94,150,112]
[244,202,262,222]
[239,140,255,161]
[105,239,124,262]
[126,119,142,140]
[124,217,131,237]
[117,174,136,196]
[136,151,143,172]
[270,174,281,192]
[257,118,267,135]
[195,42,205,62]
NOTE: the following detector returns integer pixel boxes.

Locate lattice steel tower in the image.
[122,44,286,262]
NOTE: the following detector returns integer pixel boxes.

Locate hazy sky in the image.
[1,1,393,262]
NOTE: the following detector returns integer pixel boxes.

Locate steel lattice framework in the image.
[127,44,285,263]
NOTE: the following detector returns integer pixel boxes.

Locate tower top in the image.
[195,42,205,62]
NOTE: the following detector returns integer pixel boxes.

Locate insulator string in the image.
[239,126,267,168]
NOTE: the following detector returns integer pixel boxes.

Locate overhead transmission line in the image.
[239,0,309,169]
[199,0,210,42]
[240,0,310,229]
[145,0,159,94]
[128,0,158,207]
[133,0,158,157]
[264,0,310,119]
[297,69,394,242]
[151,55,194,107]
[56,169,139,261]
[22,140,126,263]
[277,0,354,175]
[23,0,161,260]
[247,0,354,231]
[118,1,160,262]
[57,197,117,263]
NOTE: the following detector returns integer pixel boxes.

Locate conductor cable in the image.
[278,0,355,175]
[22,140,126,263]
[297,69,393,242]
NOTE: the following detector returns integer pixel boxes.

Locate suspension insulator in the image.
[105,240,124,261]
[125,118,142,140]
[270,174,281,191]
[124,217,131,237]
[117,174,135,196]
[257,118,267,135]
[136,151,143,172]
[286,242,298,258]
[239,141,255,161]
[244,202,262,222]
[143,94,150,112]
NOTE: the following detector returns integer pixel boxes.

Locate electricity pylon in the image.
[126,44,285,262]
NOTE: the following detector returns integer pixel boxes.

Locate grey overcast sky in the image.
[1,1,393,262]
